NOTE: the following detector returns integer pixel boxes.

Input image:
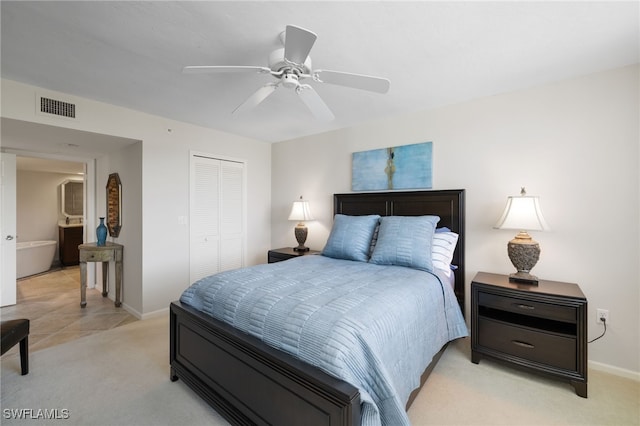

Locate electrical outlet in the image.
[596,309,609,325]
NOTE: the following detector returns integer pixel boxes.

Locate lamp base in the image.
[293,223,309,252]
[509,271,539,285]
[507,231,541,286]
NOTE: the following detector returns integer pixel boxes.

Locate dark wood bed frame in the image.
[170,189,465,426]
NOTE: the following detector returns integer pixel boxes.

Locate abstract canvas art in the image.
[352,142,433,191]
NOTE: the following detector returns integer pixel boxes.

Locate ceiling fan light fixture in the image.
[269,48,311,76]
[281,73,300,89]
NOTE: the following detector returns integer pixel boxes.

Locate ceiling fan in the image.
[183,25,390,121]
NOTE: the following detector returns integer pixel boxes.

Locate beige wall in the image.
[16,170,81,264]
[95,142,144,313]
[271,65,640,376]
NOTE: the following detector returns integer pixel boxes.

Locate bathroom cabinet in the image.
[59,225,83,266]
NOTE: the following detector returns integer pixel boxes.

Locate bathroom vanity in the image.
[58,224,83,266]
[59,178,84,266]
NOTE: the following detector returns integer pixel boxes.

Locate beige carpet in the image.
[1,315,638,425]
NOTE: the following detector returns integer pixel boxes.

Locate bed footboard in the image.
[170,301,361,426]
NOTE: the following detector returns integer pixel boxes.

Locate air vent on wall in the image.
[40,96,76,118]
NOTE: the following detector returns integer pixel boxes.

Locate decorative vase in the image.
[96,217,108,246]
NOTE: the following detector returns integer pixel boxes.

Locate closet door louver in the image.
[220,160,244,272]
[190,155,244,284]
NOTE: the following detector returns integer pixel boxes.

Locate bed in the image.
[170,189,466,426]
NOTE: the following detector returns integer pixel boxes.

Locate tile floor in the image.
[1,266,137,356]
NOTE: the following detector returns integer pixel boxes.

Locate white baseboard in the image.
[121,302,142,319]
[589,360,640,381]
[119,303,169,320]
[139,306,170,320]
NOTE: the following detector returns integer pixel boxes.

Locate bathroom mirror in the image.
[60,179,84,218]
[106,173,122,237]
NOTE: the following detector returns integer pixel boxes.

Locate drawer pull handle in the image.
[511,340,535,349]
[514,303,535,310]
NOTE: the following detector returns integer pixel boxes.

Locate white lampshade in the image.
[494,189,549,231]
[288,199,314,222]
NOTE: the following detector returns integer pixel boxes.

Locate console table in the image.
[78,242,123,308]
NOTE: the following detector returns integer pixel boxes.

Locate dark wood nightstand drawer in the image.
[479,292,577,323]
[268,251,294,263]
[478,317,576,371]
[268,247,321,263]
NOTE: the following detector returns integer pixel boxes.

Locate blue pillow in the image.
[322,214,381,262]
[369,215,440,271]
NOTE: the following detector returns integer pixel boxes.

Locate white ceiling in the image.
[1,1,639,147]
[15,156,85,175]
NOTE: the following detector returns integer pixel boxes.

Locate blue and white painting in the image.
[352,142,433,191]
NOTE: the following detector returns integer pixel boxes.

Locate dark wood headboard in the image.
[334,190,465,311]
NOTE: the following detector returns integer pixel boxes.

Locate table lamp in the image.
[288,196,314,252]
[494,187,549,284]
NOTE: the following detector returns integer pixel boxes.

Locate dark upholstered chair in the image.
[1,319,30,375]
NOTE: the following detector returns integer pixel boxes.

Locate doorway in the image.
[9,156,90,305]
[1,117,137,307]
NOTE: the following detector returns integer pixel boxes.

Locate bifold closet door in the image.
[190,155,244,284]
[219,160,244,272]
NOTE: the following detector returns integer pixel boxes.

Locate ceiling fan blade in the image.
[233,83,279,114]
[284,25,317,65]
[296,84,334,121]
[183,65,271,74]
[314,70,390,94]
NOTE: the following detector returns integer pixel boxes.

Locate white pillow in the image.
[432,231,459,273]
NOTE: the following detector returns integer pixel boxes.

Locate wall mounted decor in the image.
[352,142,433,191]
[60,179,84,218]
[106,173,122,237]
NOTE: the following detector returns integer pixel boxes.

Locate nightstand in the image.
[471,272,588,397]
[268,247,321,263]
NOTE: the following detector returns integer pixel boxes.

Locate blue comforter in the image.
[180,255,468,426]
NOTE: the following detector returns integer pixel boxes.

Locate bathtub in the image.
[16,240,57,279]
